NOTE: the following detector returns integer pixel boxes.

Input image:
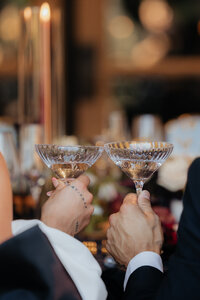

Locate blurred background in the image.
[0,0,200,266]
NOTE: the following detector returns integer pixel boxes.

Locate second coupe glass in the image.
[104,141,173,196]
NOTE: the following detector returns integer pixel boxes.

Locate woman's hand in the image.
[41,175,94,236]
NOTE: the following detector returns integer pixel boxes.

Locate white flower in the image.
[86,172,98,187]
[93,205,104,216]
[98,183,118,202]
[170,199,183,223]
[157,155,192,192]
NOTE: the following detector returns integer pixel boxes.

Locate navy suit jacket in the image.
[0,226,81,300]
[123,157,200,299]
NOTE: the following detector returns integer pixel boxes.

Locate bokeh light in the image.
[131,34,170,67]
[24,7,32,21]
[0,5,20,42]
[139,0,173,33]
[108,15,134,39]
[40,2,51,22]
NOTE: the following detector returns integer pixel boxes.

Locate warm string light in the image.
[83,241,97,255]
[101,240,108,254]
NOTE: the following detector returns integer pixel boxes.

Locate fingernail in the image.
[52,177,58,187]
[142,190,150,200]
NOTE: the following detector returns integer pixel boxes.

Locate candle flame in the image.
[40,2,51,22]
[24,7,32,20]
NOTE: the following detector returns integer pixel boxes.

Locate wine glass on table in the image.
[104,141,173,196]
[35,144,104,184]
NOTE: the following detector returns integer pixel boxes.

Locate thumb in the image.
[138,190,153,215]
[123,193,137,205]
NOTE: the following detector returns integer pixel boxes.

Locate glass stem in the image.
[134,180,144,197]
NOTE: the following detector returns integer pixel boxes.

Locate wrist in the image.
[134,245,162,258]
[41,216,74,236]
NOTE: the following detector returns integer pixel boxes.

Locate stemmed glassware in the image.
[35,141,173,196]
[35,144,104,184]
[104,141,173,196]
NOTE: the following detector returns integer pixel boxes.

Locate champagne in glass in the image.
[35,144,104,183]
[51,162,90,180]
[104,141,173,196]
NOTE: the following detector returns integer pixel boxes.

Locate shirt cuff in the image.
[124,251,163,290]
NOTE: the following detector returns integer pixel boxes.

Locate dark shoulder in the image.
[188,157,200,174]
[187,157,200,186]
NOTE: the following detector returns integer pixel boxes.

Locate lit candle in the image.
[40,2,51,143]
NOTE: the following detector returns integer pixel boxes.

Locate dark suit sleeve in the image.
[102,267,125,300]
[123,266,163,300]
[124,157,200,300]
[0,225,80,300]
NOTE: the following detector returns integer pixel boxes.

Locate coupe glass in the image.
[104,141,173,196]
[35,144,104,183]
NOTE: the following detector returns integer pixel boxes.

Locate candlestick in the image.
[40,2,51,144]
[18,6,41,125]
[19,2,65,144]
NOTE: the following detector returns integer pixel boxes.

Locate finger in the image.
[138,190,153,215]
[88,205,94,217]
[46,190,53,197]
[82,206,94,228]
[95,140,104,146]
[105,240,111,253]
[52,178,65,190]
[86,191,93,204]
[66,178,75,185]
[105,239,115,258]
[109,213,117,227]
[153,215,164,254]
[106,228,112,244]
[76,174,90,187]
[52,177,59,188]
[123,193,137,205]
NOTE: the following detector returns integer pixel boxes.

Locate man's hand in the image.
[106,191,163,267]
[41,175,94,236]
